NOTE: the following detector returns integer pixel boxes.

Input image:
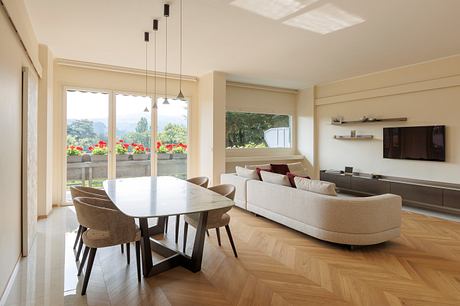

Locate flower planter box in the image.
[116,154,129,161]
[67,155,82,163]
[172,153,187,160]
[132,153,149,161]
[157,153,172,160]
[91,154,108,162]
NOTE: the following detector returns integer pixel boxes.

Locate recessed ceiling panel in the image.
[283,3,365,34]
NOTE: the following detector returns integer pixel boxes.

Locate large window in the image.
[226,111,291,149]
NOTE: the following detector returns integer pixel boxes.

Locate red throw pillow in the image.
[270,164,290,175]
[256,167,272,180]
[287,172,311,188]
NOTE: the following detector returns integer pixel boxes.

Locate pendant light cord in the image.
[154,29,157,106]
[179,0,182,92]
[165,13,168,101]
[145,41,148,97]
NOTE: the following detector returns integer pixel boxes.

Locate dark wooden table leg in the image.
[189,211,208,272]
[139,218,153,277]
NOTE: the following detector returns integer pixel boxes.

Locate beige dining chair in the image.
[183,184,238,258]
[70,186,120,261]
[73,197,142,295]
[166,177,209,244]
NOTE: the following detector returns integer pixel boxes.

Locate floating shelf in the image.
[334,135,374,140]
[331,117,407,126]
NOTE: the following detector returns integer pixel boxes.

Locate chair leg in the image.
[121,244,124,254]
[135,241,141,282]
[183,222,188,253]
[126,243,130,265]
[175,215,180,244]
[225,225,238,258]
[216,228,221,246]
[206,229,210,237]
[78,247,89,276]
[165,216,169,233]
[73,225,82,249]
[81,248,97,295]
[76,238,84,261]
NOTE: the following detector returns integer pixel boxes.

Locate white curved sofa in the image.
[222,173,402,246]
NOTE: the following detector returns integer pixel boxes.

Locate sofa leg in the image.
[348,245,356,251]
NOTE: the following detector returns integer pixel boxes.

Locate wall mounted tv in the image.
[383,125,445,161]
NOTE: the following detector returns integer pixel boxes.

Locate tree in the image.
[158,123,187,144]
[67,119,99,148]
[136,117,149,133]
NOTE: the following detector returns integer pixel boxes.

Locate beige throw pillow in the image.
[235,166,259,180]
[287,162,309,177]
[245,164,271,170]
[294,177,337,196]
[260,171,291,187]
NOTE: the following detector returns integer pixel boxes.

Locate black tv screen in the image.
[383,126,445,161]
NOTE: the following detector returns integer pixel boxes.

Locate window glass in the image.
[226,112,291,148]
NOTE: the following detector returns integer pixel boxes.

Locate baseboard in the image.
[0,255,20,306]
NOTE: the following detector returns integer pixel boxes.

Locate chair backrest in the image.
[70,186,108,199]
[73,197,137,244]
[208,184,235,200]
[186,176,209,188]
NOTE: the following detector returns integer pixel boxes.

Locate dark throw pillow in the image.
[256,167,272,180]
[270,164,290,175]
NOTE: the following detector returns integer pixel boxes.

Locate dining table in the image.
[103,176,234,277]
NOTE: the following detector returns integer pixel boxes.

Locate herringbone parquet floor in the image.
[7,207,460,306]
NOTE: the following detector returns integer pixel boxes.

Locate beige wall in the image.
[37,44,53,216]
[314,55,460,184]
[197,71,226,185]
[296,87,317,178]
[0,3,38,298]
[52,62,199,204]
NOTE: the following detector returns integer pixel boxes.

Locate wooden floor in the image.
[61,207,460,306]
[7,207,457,306]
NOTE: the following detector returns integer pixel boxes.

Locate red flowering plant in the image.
[172,143,187,154]
[116,140,130,155]
[132,143,147,154]
[89,140,108,155]
[156,141,169,153]
[67,145,83,156]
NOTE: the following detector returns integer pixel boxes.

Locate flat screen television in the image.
[383,125,445,161]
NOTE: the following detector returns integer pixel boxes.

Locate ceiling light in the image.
[230,0,315,20]
[283,3,365,34]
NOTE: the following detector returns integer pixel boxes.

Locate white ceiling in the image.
[24,0,460,89]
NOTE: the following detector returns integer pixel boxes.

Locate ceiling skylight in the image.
[283,3,365,34]
[230,0,317,20]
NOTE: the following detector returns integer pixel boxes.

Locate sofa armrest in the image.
[221,173,253,209]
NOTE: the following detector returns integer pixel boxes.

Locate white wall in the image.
[0,2,39,298]
[296,87,317,178]
[314,55,460,184]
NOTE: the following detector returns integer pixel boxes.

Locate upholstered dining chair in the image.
[166,177,209,244]
[70,186,119,261]
[73,197,142,295]
[182,184,238,257]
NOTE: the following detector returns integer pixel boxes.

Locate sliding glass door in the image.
[64,89,189,203]
[66,90,109,201]
[115,94,152,178]
[156,98,189,179]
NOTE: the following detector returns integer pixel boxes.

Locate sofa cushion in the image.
[294,177,337,196]
[260,171,291,187]
[270,163,290,175]
[287,162,309,177]
[287,172,311,188]
[235,166,259,180]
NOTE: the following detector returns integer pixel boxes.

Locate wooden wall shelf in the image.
[334,135,374,140]
[331,117,407,126]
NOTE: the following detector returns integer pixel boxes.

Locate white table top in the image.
[103,176,234,218]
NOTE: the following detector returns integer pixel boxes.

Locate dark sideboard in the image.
[320,171,460,216]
